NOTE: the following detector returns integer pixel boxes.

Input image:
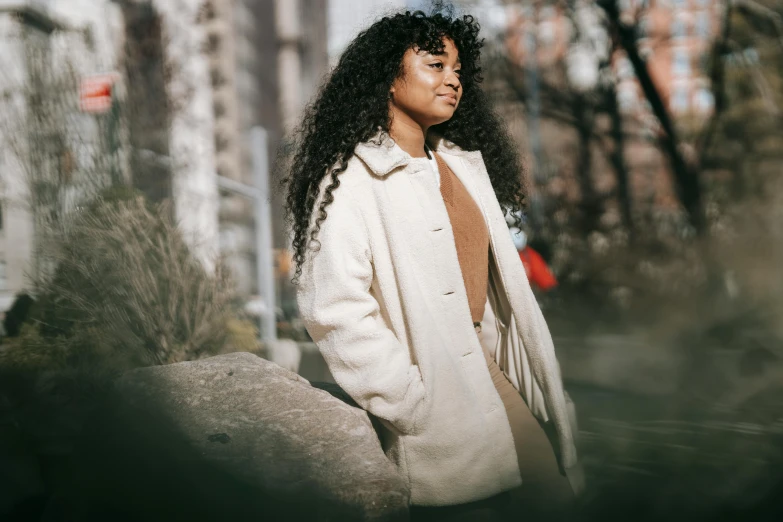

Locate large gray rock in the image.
[72,352,408,522]
[0,423,45,516]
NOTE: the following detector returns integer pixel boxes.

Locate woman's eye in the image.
[429,63,443,69]
[454,70,462,76]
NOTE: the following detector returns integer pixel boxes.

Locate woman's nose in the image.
[444,72,460,90]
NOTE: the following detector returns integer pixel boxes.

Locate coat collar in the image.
[354,131,481,177]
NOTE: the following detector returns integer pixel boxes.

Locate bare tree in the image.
[604,82,634,237]
[599,0,707,234]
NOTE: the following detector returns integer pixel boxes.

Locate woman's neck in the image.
[389,110,429,158]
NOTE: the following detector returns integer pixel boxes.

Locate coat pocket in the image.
[407,366,429,435]
[459,352,499,415]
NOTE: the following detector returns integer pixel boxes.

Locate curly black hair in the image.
[283,7,525,282]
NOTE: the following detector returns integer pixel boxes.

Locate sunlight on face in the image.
[389,38,463,129]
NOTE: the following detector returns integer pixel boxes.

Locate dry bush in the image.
[0,187,258,451]
[0,186,258,386]
[29,187,250,367]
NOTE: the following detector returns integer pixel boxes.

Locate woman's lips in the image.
[438,94,457,106]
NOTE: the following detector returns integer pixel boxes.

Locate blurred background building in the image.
[0,0,55,310]
[0,0,332,319]
[616,0,721,116]
[0,0,126,310]
[500,0,725,230]
[327,0,407,63]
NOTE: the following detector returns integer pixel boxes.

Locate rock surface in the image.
[0,423,45,516]
[72,352,408,521]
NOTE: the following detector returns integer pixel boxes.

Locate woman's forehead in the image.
[413,39,461,62]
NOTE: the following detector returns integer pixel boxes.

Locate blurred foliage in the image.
[226,317,261,354]
[494,1,783,347]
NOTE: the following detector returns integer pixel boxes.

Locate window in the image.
[213,98,226,118]
[539,20,556,46]
[618,85,638,112]
[695,12,710,37]
[210,66,226,88]
[672,48,691,76]
[641,115,658,140]
[670,84,690,113]
[671,17,687,39]
[206,33,221,54]
[199,0,216,22]
[540,6,556,20]
[743,47,760,64]
[694,87,714,113]
[698,51,710,71]
[637,16,651,40]
[617,57,634,79]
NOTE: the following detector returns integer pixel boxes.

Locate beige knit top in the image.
[434,153,489,324]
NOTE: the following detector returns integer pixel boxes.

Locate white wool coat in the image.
[297,134,582,506]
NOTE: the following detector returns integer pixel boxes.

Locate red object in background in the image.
[519,247,558,291]
[79,73,119,114]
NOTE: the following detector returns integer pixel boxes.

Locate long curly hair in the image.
[283,7,525,282]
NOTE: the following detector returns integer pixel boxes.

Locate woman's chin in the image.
[427,111,456,126]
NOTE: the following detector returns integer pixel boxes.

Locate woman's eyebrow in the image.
[433,50,461,65]
[424,49,460,66]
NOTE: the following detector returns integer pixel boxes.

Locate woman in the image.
[284,9,582,520]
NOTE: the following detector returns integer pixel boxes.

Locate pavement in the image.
[295,338,783,520]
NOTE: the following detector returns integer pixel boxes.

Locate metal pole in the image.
[249,126,277,342]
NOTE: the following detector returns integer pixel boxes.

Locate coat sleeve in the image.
[297,182,426,435]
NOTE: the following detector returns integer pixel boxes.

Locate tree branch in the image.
[727,39,781,114]
[696,2,733,160]
[731,0,783,50]
[599,0,706,234]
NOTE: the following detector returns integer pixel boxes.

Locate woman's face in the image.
[389,38,462,129]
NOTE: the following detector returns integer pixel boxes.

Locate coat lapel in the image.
[436,150,517,313]
[453,153,578,471]
[435,151,483,208]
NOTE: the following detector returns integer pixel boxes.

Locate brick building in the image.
[616,0,722,118]
[502,0,723,219]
